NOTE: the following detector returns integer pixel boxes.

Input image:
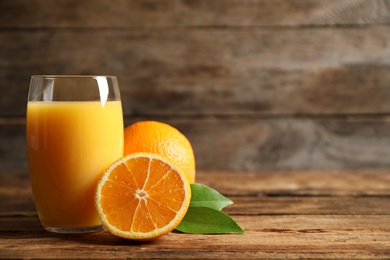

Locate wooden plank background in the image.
[1,0,390,173]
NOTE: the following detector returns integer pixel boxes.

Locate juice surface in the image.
[26,101,124,228]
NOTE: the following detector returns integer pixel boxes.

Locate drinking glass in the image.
[26,75,124,233]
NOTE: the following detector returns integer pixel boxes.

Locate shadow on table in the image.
[1,213,153,246]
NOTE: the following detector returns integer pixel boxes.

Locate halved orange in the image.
[95,153,191,240]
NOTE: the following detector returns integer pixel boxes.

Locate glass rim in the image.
[31,75,117,79]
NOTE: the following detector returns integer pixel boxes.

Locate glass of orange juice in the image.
[26,75,124,233]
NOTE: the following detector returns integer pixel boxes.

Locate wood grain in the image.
[2,172,390,216]
[196,170,390,196]
[1,172,389,259]
[1,25,390,117]
[1,0,389,28]
[2,0,389,254]
[2,170,389,198]
[1,215,389,259]
[4,118,390,172]
[1,0,390,172]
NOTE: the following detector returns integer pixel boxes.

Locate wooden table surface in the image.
[1,170,389,259]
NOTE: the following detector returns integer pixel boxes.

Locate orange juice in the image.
[26,101,123,229]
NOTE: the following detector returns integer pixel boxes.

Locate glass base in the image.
[43,224,104,234]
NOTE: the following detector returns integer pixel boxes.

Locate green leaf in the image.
[175,207,245,234]
[190,183,233,211]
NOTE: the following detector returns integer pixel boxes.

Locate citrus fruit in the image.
[95,153,191,241]
[123,121,196,183]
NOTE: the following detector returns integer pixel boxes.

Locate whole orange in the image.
[123,121,196,183]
